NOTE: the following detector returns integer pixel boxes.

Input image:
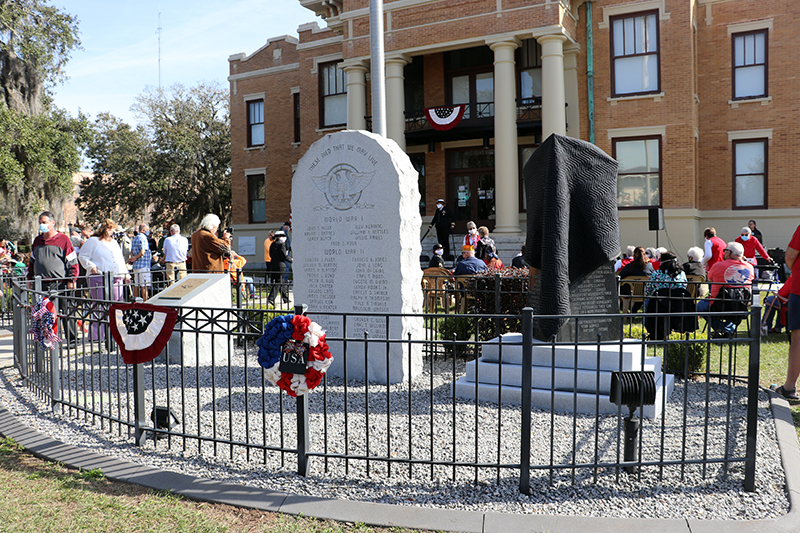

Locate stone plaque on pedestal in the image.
[148,273,231,365]
[527,262,622,342]
[292,130,423,384]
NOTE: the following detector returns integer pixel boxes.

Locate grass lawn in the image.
[0,437,435,533]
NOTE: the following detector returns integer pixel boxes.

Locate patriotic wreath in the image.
[29,297,60,349]
[256,314,333,397]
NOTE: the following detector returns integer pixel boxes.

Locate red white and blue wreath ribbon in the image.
[108,303,178,365]
[256,314,333,397]
[424,104,466,131]
[29,297,60,349]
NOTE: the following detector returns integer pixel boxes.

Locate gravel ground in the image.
[0,343,790,520]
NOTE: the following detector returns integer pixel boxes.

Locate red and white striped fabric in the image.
[424,104,466,131]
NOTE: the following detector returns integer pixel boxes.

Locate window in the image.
[293,92,301,143]
[319,61,347,127]
[248,100,264,146]
[445,46,494,120]
[248,174,266,223]
[613,136,661,208]
[610,11,660,96]
[409,154,426,215]
[733,139,767,208]
[518,39,542,102]
[404,56,424,113]
[732,30,767,99]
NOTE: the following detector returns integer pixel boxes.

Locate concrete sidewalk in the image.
[0,329,799,532]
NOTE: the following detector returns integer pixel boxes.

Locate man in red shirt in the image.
[702,227,726,273]
[775,224,800,400]
[696,241,754,334]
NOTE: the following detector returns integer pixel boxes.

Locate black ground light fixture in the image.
[610,371,656,474]
[150,406,180,431]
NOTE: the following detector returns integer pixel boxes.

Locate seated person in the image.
[619,246,654,278]
[487,252,504,270]
[645,247,661,271]
[619,246,655,313]
[696,241,755,334]
[453,245,487,276]
[614,245,635,273]
[511,245,528,269]
[645,251,687,298]
[428,243,445,269]
[683,246,706,277]
[764,275,792,334]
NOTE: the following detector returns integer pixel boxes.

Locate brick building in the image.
[228,0,800,265]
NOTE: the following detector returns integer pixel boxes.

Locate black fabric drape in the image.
[523,133,621,340]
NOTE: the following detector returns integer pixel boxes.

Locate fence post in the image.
[48,290,61,412]
[744,288,761,491]
[295,303,311,476]
[34,276,44,374]
[519,307,533,494]
[132,297,148,446]
[494,273,502,337]
[236,268,243,309]
[12,281,26,372]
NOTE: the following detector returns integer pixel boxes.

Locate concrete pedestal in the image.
[148,274,231,366]
[455,333,674,418]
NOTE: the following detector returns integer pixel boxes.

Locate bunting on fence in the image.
[424,104,466,131]
[29,297,60,349]
[109,302,178,365]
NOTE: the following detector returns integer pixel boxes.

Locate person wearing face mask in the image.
[735,226,771,265]
[268,230,292,306]
[428,243,445,268]
[28,210,80,345]
[429,199,455,259]
[463,221,479,250]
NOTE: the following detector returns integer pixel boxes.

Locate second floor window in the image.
[518,39,542,102]
[611,11,660,96]
[248,100,264,146]
[733,30,767,99]
[293,92,301,143]
[319,61,347,128]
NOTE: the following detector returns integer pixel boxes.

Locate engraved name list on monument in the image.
[292,130,423,383]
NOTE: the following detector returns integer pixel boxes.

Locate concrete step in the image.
[463,356,662,395]
[454,373,675,418]
[481,333,650,371]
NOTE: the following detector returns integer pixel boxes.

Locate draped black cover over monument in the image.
[523,133,621,340]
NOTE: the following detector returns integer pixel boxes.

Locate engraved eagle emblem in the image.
[311,163,375,211]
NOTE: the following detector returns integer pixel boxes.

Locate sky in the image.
[51,0,317,126]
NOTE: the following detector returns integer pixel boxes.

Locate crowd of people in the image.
[615,222,777,320]
[425,209,510,276]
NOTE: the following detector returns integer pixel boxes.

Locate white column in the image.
[538,34,568,140]
[489,39,521,235]
[342,61,368,130]
[563,43,581,140]
[385,55,408,150]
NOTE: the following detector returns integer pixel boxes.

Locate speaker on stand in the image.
[648,207,664,247]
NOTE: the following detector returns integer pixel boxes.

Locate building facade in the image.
[228,0,800,264]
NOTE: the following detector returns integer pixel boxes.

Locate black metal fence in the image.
[8,275,762,494]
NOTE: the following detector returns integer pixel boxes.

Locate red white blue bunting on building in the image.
[109,303,178,365]
[424,104,466,131]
